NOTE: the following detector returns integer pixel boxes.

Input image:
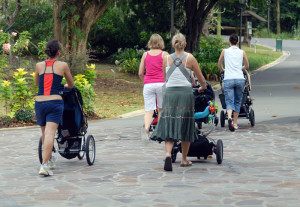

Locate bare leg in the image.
[181,141,192,165]
[227,109,233,119]
[42,122,58,164]
[144,110,154,134]
[41,126,45,145]
[164,140,174,171]
[165,140,174,157]
[233,112,239,125]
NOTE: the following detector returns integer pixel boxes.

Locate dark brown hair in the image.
[45,40,61,58]
[229,34,239,45]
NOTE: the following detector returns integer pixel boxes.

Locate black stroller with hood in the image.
[219,71,255,127]
[38,87,96,166]
[171,82,224,164]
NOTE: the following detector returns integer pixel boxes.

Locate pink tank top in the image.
[143,51,165,84]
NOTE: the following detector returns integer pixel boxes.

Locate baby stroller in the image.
[38,87,96,166]
[148,110,158,134]
[171,82,224,164]
[219,71,255,127]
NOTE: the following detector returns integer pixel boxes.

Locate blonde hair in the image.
[147,34,165,49]
[172,33,186,50]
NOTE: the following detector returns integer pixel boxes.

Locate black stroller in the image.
[171,82,224,164]
[38,88,96,166]
[219,71,255,127]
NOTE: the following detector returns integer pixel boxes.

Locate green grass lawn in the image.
[243,45,282,71]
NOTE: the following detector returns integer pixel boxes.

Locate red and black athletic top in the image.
[37,60,63,96]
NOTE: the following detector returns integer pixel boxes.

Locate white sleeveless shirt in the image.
[165,54,192,87]
[224,46,244,80]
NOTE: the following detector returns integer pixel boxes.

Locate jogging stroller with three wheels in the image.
[38,87,96,166]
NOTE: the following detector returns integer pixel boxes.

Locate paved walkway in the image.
[0,118,300,206]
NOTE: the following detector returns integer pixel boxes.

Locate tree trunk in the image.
[217,5,221,38]
[276,0,281,34]
[53,0,108,74]
[185,0,218,52]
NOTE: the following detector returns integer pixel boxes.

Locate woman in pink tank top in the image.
[139,34,168,137]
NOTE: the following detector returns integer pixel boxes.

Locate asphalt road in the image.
[219,37,300,125]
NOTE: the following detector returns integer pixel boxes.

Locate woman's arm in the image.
[162,55,169,80]
[242,50,249,71]
[218,49,225,72]
[138,52,147,81]
[63,63,74,89]
[190,54,206,92]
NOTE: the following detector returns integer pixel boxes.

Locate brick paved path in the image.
[0,117,300,207]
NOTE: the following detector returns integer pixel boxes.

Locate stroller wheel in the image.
[214,116,219,126]
[171,151,177,163]
[86,135,96,165]
[38,137,43,164]
[249,109,255,127]
[77,151,85,160]
[220,110,225,127]
[216,139,223,164]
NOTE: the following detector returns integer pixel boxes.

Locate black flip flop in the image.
[164,157,172,171]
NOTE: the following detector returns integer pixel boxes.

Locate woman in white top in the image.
[150,33,206,171]
[218,34,249,131]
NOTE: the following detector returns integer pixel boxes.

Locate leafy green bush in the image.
[84,64,97,84]
[73,73,97,116]
[109,48,144,64]
[120,58,140,75]
[109,48,144,75]
[0,115,13,126]
[193,36,228,77]
[14,109,34,123]
[193,36,228,63]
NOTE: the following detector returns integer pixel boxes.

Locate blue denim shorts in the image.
[35,100,64,126]
[224,79,245,113]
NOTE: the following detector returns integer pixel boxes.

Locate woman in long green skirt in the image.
[150,33,207,171]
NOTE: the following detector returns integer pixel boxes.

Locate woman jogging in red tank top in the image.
[34,40,74,176]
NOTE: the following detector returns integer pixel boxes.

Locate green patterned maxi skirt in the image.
[150,86,197,143]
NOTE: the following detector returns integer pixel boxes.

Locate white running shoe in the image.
[48,155,57,169]
[39,165,53,176]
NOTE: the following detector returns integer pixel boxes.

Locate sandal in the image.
[180,161,192,167]
[164,157,172,171]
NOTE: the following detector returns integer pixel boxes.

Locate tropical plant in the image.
[84,64,97,84]
[73,74,97,116]
[0,80,13,113]
[10,68,34,114]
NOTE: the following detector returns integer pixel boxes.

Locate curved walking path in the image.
[1,38,300,207]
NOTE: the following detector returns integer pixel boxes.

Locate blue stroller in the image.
[38,88,96,165]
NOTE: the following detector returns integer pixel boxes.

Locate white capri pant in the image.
[143,83,164,111]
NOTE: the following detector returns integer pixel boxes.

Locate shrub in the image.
[193,36,228,77]
[10,68,34,113]
[109,48,144,64]
[0,80,13,113]
[120,58,140,75]
[84,64,97,84]
[14,109,34,123]
[73,73,97,116]
[0,115,13,126]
